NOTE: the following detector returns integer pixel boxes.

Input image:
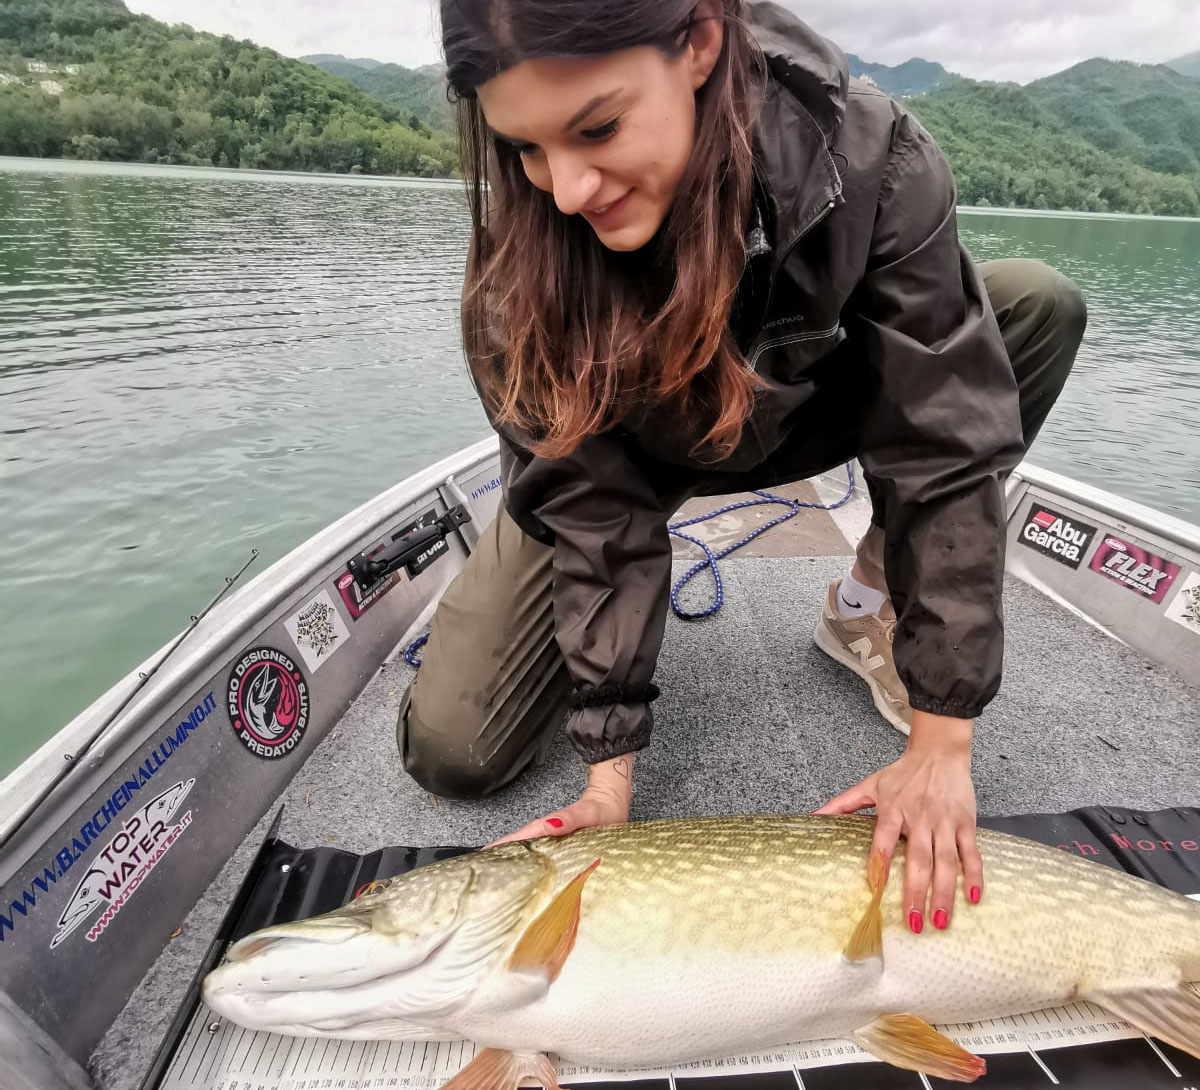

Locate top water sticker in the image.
[51,779,195,948]
[0,692,214,946]
[1017,502,1096,569]
[1089,535,1181,603]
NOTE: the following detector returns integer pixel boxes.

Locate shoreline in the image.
[0,154,463,189]
[2,157,1199,221]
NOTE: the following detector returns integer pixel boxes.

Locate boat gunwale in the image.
[0,435,501,856]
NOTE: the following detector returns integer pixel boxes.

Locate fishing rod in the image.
[0,549,260,854]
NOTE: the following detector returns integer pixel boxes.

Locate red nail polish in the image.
[908,910,923,934]
[546,817,563,829]
[969,885,981,904]
[933,909,948,930]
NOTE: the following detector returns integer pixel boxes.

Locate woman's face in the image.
[476,17,724,253]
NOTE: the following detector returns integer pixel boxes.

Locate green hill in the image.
[1168,51,1200,79]
[1026,58,1200,177]
[302,53,384,71]
[0,0,457,175]
[301,54,455,134]
[908,78,1200,215]
[847,54,959,97]
[2,2,1198,214]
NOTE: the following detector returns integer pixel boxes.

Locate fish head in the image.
[201,843,554,1038]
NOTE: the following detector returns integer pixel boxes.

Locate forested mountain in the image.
[309,51,959,128]
[847,54,959,96]
[300,53,454,133]
[1,0,1197,214]
[0,0,456,175]
[907,78,1199,215]
[302,54,384,72]
[1027,59,1200,178]
[1168,51,1200,79]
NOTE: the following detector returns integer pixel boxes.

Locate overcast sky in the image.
[126,0,1200,85]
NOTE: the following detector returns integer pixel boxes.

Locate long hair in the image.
[443,0,765,461]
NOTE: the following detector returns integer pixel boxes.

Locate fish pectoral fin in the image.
[1090,981,1200,1059]
[507,858,600,983]
[440,1048,559,1090]
[852,1014,986,1083]
[844,849,888,962]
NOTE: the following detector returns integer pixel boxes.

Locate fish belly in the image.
[455,931,1079,1068]
[445,818,1200,1068]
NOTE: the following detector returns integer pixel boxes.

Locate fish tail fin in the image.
[1089,982,1200,1060]
[1181,899,1200,982]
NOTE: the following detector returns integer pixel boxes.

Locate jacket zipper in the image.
[746,195,840,373]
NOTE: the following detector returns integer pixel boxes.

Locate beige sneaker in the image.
[813,579,913,735]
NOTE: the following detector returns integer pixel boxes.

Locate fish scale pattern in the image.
[208,815,1200,1071]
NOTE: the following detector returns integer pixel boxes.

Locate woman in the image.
[398,0,1086,934]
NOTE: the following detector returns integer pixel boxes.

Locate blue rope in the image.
[404,632,428,667]
[403,463,857,661]
[667,464,856,620]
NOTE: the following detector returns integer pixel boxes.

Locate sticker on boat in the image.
[334,506,452,621]
[1164,572,1200,637]
[50,779,195,948]
[335,568,401,620]
[226,647,311,760]
[1088,535,1181,603]
[1017,502,1096,569]
[284,588,350,672]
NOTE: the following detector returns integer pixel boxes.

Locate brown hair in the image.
[443,0,764,461]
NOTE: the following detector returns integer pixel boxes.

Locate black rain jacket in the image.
[475,2,1024,763]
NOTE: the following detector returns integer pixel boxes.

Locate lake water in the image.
[2,157,1198,776]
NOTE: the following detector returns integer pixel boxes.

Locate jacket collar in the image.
[746,3,849,259]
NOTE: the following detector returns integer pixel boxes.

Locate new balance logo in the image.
[847,637,885,671]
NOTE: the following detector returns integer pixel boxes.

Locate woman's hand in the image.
[813,711,981,933]
[486,754,634,847]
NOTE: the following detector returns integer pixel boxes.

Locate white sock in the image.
[836,571,886,618]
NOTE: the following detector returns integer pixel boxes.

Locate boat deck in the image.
[90,468,1200,1089]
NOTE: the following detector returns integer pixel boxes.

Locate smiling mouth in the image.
[584,190,633,221]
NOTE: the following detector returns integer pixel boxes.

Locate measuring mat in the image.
[153,807,1200,1090]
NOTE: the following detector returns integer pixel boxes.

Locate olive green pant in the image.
[396,258,1087,797]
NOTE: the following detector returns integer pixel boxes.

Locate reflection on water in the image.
[959,211,1200,524]
[1,160,1198,771]
[0,161,485,770]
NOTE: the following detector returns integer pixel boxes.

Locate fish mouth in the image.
[201,916,466,1038]
[202,910,464,1020]
[224,917,372,963]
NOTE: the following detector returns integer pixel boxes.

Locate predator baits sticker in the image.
[1017,503,1096,569]
[1164,572,1200,637]
[284,588,350,672]
[227,647,310,760]
[1088,535,1181,603]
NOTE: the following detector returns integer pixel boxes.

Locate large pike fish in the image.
[203,816,1200,1087]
